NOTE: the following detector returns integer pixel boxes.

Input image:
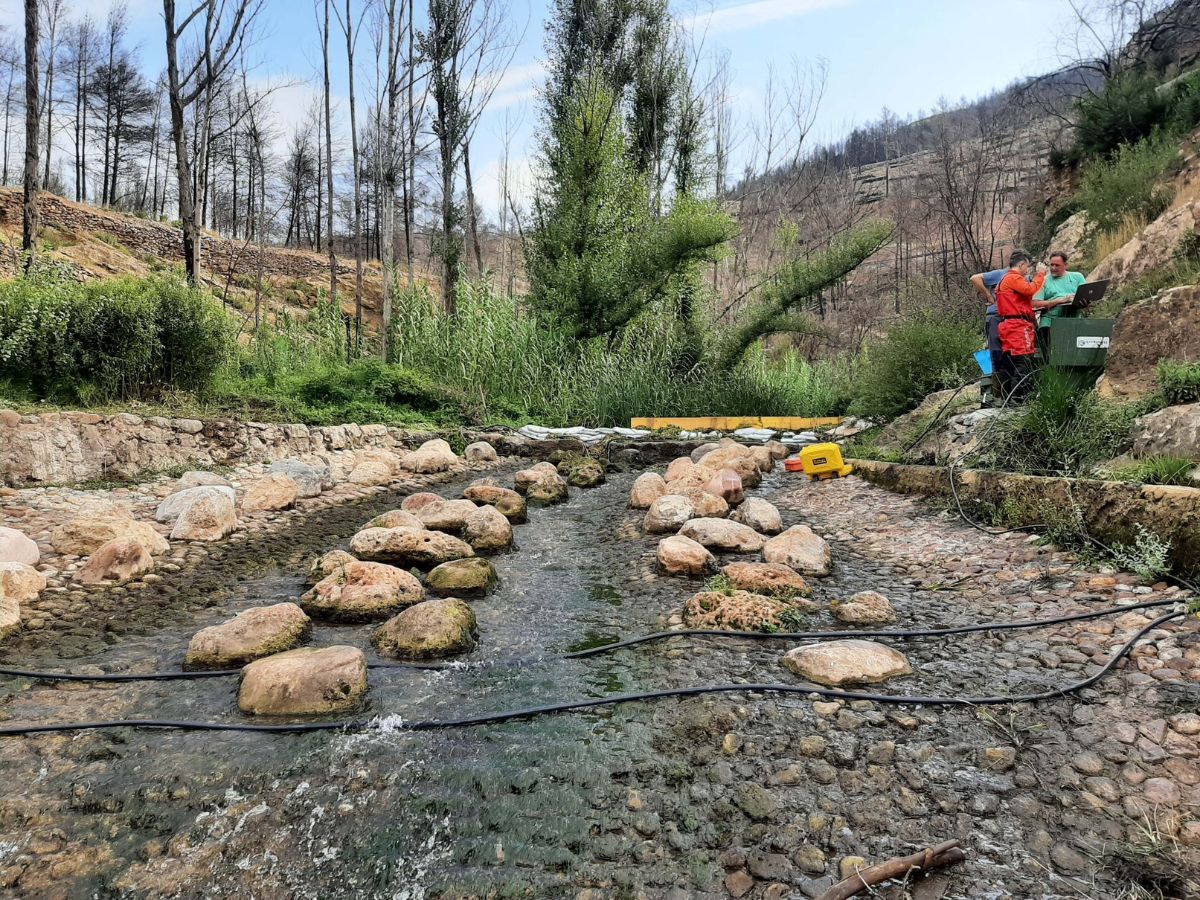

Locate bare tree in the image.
[23,0,40,263]
[0,35,20,185]
[39,0,63,186]
[334,0,365,351]
[320,0,338,305]
[162,0,262,285]
[64,16,96,201]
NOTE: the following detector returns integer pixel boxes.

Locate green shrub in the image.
[1075,72,1171,158]
[1075,132,1177,231]
[974,370,1141,476]
[0,273,230,402]
[1157,359,1200,406]
[847,316,980,421]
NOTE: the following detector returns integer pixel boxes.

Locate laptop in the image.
[1070,279,1109,309]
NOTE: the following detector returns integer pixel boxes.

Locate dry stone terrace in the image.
[0,434,1197,897]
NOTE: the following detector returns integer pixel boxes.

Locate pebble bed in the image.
[0,456,1197,899]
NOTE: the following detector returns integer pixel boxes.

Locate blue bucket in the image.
[973,349,993,376]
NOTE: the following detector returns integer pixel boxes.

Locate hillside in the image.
[0,188,442,329]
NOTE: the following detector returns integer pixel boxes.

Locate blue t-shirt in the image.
[981,268,1007,295]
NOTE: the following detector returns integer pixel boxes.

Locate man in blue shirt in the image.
[971,266,1009,400]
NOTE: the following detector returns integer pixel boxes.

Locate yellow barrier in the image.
[630,416,843,432]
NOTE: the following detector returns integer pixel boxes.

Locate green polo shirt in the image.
[1035,271,1086,328]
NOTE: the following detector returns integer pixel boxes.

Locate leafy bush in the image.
[847,316,980,421]
[1109,524,1172,583]
[1075,72,1171,158]
[0,273,230,402]
[1076,132,1177,231]
[1157,359,1200,406]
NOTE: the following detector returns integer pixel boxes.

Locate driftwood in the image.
[815,840,967,900]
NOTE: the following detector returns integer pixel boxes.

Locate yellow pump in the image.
[797,443,853,481]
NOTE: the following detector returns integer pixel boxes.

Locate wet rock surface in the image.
[0,465,1199,898]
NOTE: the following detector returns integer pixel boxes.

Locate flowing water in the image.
[0,469,1141,898]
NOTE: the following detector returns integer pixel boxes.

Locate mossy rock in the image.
[427,557,497,598]
[372,598,478,660]
[564,458,606,488]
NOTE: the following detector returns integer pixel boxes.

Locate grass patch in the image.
[1076,131,1177,232]
[1111,456,1196,487]
[1157,359,1200,406]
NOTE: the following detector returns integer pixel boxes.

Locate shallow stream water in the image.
[0,469,1146,898]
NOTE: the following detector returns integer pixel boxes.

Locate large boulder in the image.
[400,439,460,474]
[372,598,478,659]
[526,474,569,505]
[77,537,154,584]
[705,469,744,506]
[699,443,752,471]
[832,591,897,625]
[722,561,809,597]
[464,484,527,523]
[666,465,716,494]
[764,440,791,462]
[690,442,721,463]
[308,549,357,583]
[186,603,312,669]
[629,473,669,509]
[729,456,762,489]
[679,487,729,518]
[242,474,299,512]
[50,505,169,557]
[170,490,237,541]
[156,486,236,524]
[514,462,559,495]
[1130,402,1200,459]
[781,640,912,686]
[679,518,765,553]
[0,527,39,566]
[656,535,717,576]
[560,457,606,488]
[875,385,981,458]
[366,509,425,530]
[763,525,832,575]
[665,457,696,482]
[350,526,475,567]
[401,492,445,512]
[346,459,398,486]
[0,562,47,601]
[414,499,480,532]
[464,441,499,463]
[175,470,231,491]
[732,498,783,535]
[1099,286,1200,401]
[426,557,497,597]
[1090,201,1200,289]
[301,560,425,622]
[749,446,775,472]
[0,562,45,642]
[645,495,695,534]
[1046,210,1092,264]
[463,504,513,553]
[238,645,368,715]
[683,589,809,631]
[269,459,331,498]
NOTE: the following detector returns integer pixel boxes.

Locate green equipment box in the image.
[1046,317,1116,369]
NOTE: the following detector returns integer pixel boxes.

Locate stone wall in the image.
[0,409,711,487]
[0,410,436,487]
[851,458,1200,569]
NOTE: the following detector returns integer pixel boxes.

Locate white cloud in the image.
[680,0,851,37]
[488,60,546,110]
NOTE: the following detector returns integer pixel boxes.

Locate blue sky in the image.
[7,0,1094,218]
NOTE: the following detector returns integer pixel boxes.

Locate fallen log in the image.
[816,840,967,900]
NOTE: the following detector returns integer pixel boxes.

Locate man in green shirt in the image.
[1034,250,1084,359]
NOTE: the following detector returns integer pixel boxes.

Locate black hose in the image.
[0,596,1182,683]
[0,609,1183,737]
